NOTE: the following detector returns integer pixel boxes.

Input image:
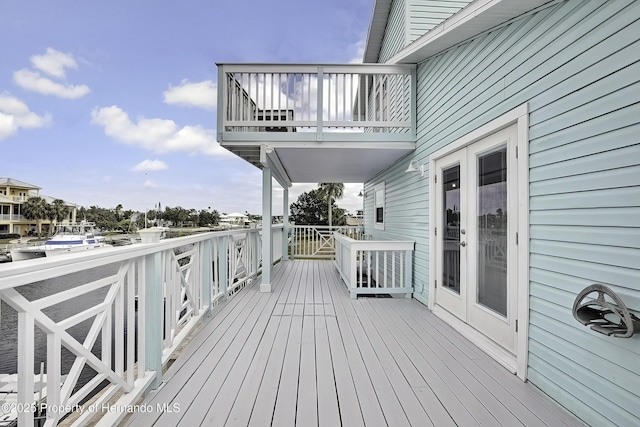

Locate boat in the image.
[0,371,67,426]
[9,221,110,261]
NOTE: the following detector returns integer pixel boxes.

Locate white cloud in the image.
[132,159,168,172]
[143,179,158,188]
[349,38,366,64]
[13,48,90,99]
[91,105,231,157]
[0,94,51,141]
[0,113,16,141]
[163,79,217,110]
[30,48,78,78]
[14,69,90,99]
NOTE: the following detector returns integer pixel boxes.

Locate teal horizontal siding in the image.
[365,0,640,425]
[530,124,640,168]
[379,0,407,62]
[408,1,473,43]
[529,225,640,250]
[530,143,640,182]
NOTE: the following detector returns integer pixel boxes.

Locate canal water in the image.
[0,263,136,397]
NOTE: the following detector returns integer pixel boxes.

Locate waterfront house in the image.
[0,177,77,236]
[219,212,250,229]
[216,1,640,426]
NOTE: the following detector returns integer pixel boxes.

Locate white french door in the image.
[434,125,518,356]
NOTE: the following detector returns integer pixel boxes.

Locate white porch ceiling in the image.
[273,146,413,183]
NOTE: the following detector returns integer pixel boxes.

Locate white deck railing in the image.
[217,63,416,142]
[0,226,282,427]
[289,225,363,259]
[334,233,414,299]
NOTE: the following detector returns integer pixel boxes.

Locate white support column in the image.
[282,188,289,261]
[261,167,272,292]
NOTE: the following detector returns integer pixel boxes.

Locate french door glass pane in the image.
[443,165,461,294]
[477,148,508,316]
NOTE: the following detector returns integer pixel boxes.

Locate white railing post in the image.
[283,189,289,261]
[316,67,324,141]
[46,333,61,424]
[144,252,163,392]
[288,225,295,260]
[349,245,358,299]
[217,64,225,141]
[18,312,35,426]
[17,312,34,427]
[250,231,260,279]
[404,249,413,298]
[200,240,213,315]
[218,235,229,302]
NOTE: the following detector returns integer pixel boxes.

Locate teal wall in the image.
[378,0,472,62]
[379,0,407,62]
[408,0,473,43]
[365,0,640,425]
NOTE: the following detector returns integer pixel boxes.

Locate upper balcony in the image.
[216,64,417,183]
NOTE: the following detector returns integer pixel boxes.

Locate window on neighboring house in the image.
[374,182,385,230]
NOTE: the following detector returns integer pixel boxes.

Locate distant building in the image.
[0,177,77,235]
[219,212,249,229]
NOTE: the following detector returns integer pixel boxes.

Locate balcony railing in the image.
[0,226,283,426]
[334,233,414,299]
[217,64,416,143]
[0,214,27,221]
[289,225,363,259]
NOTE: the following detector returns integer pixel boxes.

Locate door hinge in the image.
[434,174,437,184]
[515,319,518,332]
[435,227,437,237]
[435,280,438,288]
[516,232,519,245]
[515,146,519,159]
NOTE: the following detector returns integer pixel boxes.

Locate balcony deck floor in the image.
[125,260,583,427]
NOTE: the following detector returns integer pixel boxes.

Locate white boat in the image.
[9,221,110,261]
[0,371,67,425]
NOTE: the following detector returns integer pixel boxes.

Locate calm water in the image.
[0,263,136,396]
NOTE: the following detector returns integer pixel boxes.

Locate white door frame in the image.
[428,103,530,381]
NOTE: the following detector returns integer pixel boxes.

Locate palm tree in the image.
[115,204,123,221]
[47,199,70,234]
[21,196,49,235]
[317,183,344,228]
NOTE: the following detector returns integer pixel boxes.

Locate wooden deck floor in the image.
[125,260,583,427]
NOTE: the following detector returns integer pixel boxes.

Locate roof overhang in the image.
[362,0,394,63]
[366,0,555,65]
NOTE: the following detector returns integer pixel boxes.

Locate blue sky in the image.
[0,0,371,215]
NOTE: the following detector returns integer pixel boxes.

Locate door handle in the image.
[458,241,466,247]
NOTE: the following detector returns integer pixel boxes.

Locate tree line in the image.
[20,182,349,235]
[20,196,222,234]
